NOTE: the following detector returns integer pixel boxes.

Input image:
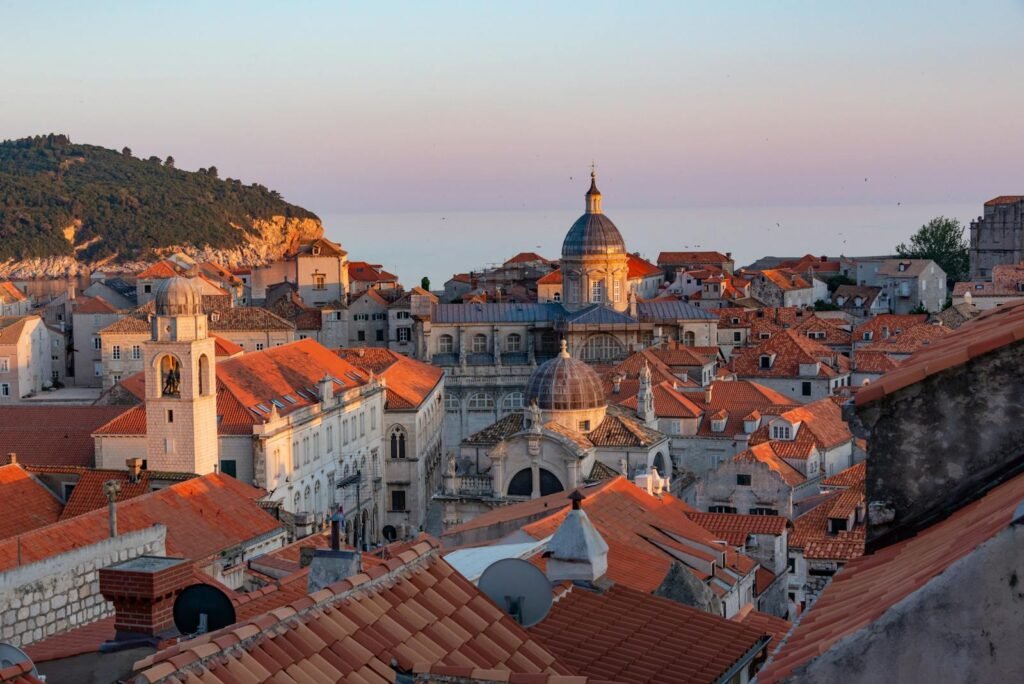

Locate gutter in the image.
[717,634,772,684]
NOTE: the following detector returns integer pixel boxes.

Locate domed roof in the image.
[562,213,627,257]
[562,172,626,258]
[155,276,203,316]
[526,341,606,411]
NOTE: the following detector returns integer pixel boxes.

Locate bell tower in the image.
[144,277,219,474]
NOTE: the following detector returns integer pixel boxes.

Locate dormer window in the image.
[759,354,773,369]
[210,312,220,323]
[731,317,740,325]
[771,424,792,440]
[881,326,890,339]
[862,331,873,341]
[759,332,771,340]
[312,245,321,256]
[711,418,727,433]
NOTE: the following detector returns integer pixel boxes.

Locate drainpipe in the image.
[104,480,122,537]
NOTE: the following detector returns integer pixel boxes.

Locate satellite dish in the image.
[173,584,237,636]
[382,524,398,542]
[0,642,38,678]
[478,558,553,628]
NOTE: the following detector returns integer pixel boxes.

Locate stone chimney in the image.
[104,480,122,538]
[319,373,334,404]
[308,505,362,593]
[545,491,609,584]
[126,457,143,484]
[611,374,623,394]
[704,384,713,404]
[6,452,15,465]
[99,556,192,639]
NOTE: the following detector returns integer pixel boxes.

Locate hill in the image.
[0,134,322,274]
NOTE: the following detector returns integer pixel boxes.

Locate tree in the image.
[121,147,132,158]
[421,276,430,291]
[207,166,218,179]
[895,216,969,284]
[814,299,840,311]
[164,156,175,168]
[825,274,856,293]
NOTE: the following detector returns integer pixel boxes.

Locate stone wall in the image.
[0,525,165,647]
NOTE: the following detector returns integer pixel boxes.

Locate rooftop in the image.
[0,464,63,541]
[0,406,128,466]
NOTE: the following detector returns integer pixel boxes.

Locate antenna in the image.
[477,558,553,628]
[0,643,39,679]
[172,584,237,636]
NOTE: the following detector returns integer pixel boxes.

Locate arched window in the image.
[472,334,487,353]
[581,334,626,362]
[314,481,322,516]
[553,291,562,302]
[390,427,407,459]
[158,355,181,398]
[507,468,564,497]
[303,485,311,512]
[653,452,667,477]
[293,491,301,512]
[682,331,696,347]
[501,392,524,413]
[505,333,522,352]
[198,354,211,396]
[444,394,461,413]
[467,393,494,411]
[438,334,454,353]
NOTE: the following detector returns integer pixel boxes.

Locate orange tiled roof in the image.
[504,251,552,265]
[136,260,181,279]
[658,251,730,265]
[0,473,279,571]
[133,541,574,683]
[0,281,27,303]
[757,269,812,291]
[684,512,789,546]
[852,349,899,374]
[528,583,769,684]
[335,347,443,410]
[348,260,398,283]
[859,322,950,355]
[749,399,853,454]
[94,381,257,436]
[73,295,119,314]
[0,406,129,466]
[732,443,806,487]
[619,381,703,418]
[759,470,1024,682]
[211,334,244,356]
[692,380,796,439]
[822,461,866,488]
[0,464,63,541]
[984,195,1024,206]
[626,253,662,279]
[58,469,154,520]
[856,299,1024,405]
[587,410,665,448]
[736,608,791,646]
[0,316,32,345]
[851,313,928,341]
[788,486,865,557]
[537,269,563,285]
[731,329,847,379]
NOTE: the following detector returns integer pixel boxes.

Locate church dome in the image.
[561,172,626,258]
[526,341,606,411]
[155,276,203,316]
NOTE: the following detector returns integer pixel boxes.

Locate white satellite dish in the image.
[478,557,553,628]
[0,642,39,678]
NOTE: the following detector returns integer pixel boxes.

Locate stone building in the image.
[953,261,1024,310]
[250,237,350,305]
[748,269,820,308]
[657,250,735,279]
[0,315,52,400]
[968,195,1024,279]
[854,258,947,313]
[415,176,717,447]
[730,329,852,402]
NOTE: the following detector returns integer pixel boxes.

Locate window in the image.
[759,355,772,369]
[613,279,622,303]
[354,313,369,321]
[343,420,349,444]
[396,311,410,319]
[358,330,366,341]
[326,425,334,452]
[94,361,102,377]
[314,274,326,290]
[144,284,152,294]
[390,427,407,458]
[131,345,141,360]
[165,438,175,454]
[733,332,741,342]
[0,358,8,372]
[801,381,812,396]
[759,332,771,339]
[445,394,460,412]
[313,432,320,459]
[736,474,752,486]
[501,392,524,412]
[578,420,591,432]
[360,413,365,437]
[166,409,174,423]
[750,507,779,516]
[771,424,792,440]
[438,334,454,354]
[709,505,738,514]
[370,406,377,429]
[255,343,265,351]
[375,329,384,342]
[581,334,626,362]
[0,383,8,398]
[93,337,101,350]
[397,327,411,342]
[590,279,603,303]
[505,333,522,352]
[110,344,121,361]
[390,490,407,512]
[467,393,494,411]
[787,557,796,573]
[553,291,561,302]
[372,313,387,321]
[472,334,487,353]
[220,460,237,478]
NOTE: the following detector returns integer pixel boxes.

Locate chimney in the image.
[611,374,622,394]
[545,491,609,584]
[319,373,334,404]
[704,384,713,404]
[126,458,143,484]
[6,452,15,465]
[307,505,362,593]
[104,480,122,538]
[99,556,192,639]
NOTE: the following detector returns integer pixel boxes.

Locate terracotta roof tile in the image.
[73,295,119,314]
[0,473,279,571]
[58,468,157,519]
[752,474,1024,684]
[731,330,848,379]
[684,512,788,546]
[528,584,768,684]
[336,348,443,410]
[586,410,665,448]
[657,251,730,265]
[626,254,662,280]
[536,270,563,285]
[735,609,791,647]
[821,461,866,489]
[0,406,128,466]
[748,398,853,454]
[0,464,63,540]
[732,443,805,487]
[349,261,399,284]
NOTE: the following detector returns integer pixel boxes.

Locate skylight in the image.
[270,399,285,408]
[283,394,298,404]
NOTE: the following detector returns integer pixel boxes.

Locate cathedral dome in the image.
[526,341,606,411]
[155,276,203,316]
[561,172,626,258]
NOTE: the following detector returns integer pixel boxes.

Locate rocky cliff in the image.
[0,215,324,279]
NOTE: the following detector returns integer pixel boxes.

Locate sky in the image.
[2,1,1022,219]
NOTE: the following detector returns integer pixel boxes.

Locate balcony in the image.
[451,474,494,497]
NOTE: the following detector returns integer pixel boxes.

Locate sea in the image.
[319,202,978,287]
